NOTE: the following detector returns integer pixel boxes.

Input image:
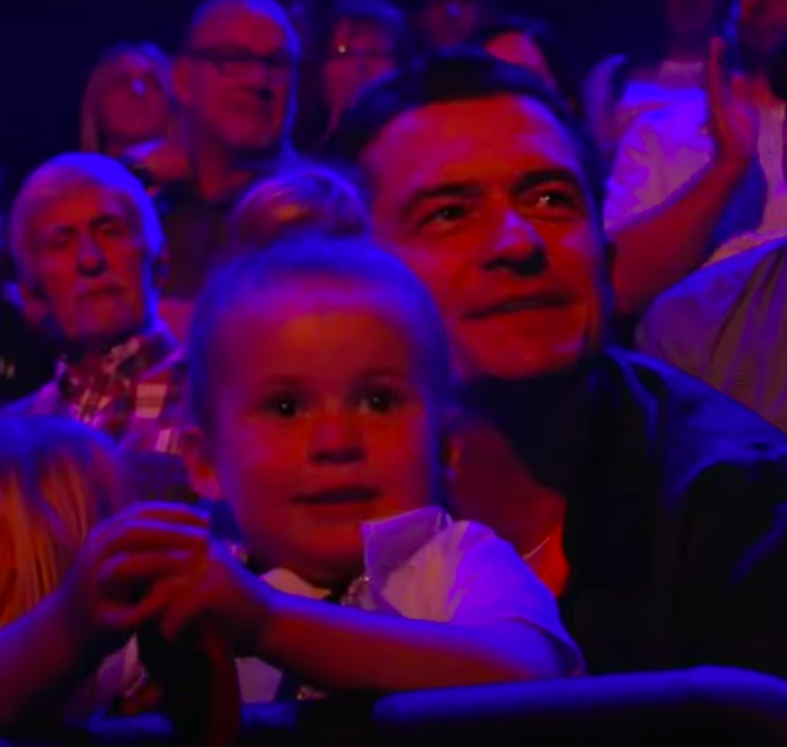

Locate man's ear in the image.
[172,56,193,108]
[18,280,50,332]
[181,426,223,500]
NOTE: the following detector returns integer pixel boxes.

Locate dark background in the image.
[0,0,657,198]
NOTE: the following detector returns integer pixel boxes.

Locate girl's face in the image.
[192,279,450,587]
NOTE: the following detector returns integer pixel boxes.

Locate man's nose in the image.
[130,78,147,97]
[76,235,108,275]
[482,209,549,277]
[309,411,365,465]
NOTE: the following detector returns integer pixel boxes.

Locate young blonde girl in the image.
[0,417,125,628]
[0,416,135,726]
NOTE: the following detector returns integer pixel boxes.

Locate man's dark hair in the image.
[327,49,606,216]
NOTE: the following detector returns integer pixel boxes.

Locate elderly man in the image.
[160,0,303,301]
[4,153,185,455]
[330,51,787,677]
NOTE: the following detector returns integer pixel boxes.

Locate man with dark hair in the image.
[330,50,787,677]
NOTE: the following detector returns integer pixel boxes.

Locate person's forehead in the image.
[364,96,586,207]
[190,3,293,50]
[32,185,128,231]
[219,281,424,373]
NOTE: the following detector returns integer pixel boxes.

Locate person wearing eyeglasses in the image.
[158,0,303,307]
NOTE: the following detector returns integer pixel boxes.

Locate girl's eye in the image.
[361,387,402,414]
[263,395,302,419]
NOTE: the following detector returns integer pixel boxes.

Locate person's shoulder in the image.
[0,392,37,418]
[639,241,787,358]
[606,347,787,462]
[621,94,708,153]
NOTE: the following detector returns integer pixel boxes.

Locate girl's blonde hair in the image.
[80,42,174,154]
[0,417,125,627]
[231,167,370,249]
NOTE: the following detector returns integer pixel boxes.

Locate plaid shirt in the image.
[5,323,187,455]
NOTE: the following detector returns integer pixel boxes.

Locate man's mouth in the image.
[465,292,574,320]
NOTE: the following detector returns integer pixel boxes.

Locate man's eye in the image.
[419,204,469,229]
[101,223,126,238]
[262,395,302,419]
[521,187,581,216]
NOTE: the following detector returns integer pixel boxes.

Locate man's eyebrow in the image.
[400,181,484,223]
[88,213,127,231]
[511,167,587,195]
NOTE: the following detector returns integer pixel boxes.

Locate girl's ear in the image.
[181,427,223,500]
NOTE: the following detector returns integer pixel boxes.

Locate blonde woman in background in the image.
[81,43,189,191]
[0,417,125,628]
[0,417,207,728]
[164,167,370,341]
[0,417,137,724]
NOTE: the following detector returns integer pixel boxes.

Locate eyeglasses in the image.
[183,46,295,79]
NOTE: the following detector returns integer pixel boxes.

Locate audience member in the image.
[4,153,186,455]
[586,0,726,163]
[0,501,193,728]
[331,50,787,677]
[232,167,369,247]
[0,417,134,721]
[636,235,787,432]
[119,236,580,705]
[160,0,302,301]
[0,175,56,406]
[0,417,124,628]
[80,43,172,156]
[297,0,409,151]
[606,0,787,315]
[411,0,495,51]
[470,16,584,115]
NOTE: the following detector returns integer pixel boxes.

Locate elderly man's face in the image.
[175,2,296,153]
[21,184,156,353]
[365,95,609,382]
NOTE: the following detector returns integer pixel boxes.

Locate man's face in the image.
[20,185,156,353]
[175,2,296,153]
[365,95,609,382]
[417,0,484,49]
[738,0,787,68]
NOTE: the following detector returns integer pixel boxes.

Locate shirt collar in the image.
[56,322,178,399]
[263,507,452,599]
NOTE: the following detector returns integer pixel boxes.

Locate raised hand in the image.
[119,542,272,658]
[58,503,210,657]
[707,37,759,173]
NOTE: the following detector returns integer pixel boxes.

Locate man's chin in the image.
[458,341,591,383]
